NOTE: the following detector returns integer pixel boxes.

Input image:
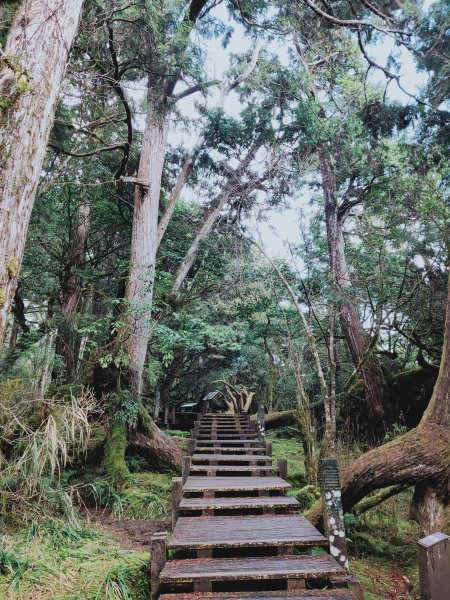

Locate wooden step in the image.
[197,434,257,438]
[196,440,264,446]
[194,447,267,454]
[192,454,272,463]
[160,554,345,584]
[201,417,248,421]
[183,476,290,493]
[161,592,358,600]
[189,465,278,474]
[179,496,299,512]
[169,515,327,551]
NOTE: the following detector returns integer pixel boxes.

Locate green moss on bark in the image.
[104,419,131,486]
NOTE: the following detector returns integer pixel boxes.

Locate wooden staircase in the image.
[151,413,363,600]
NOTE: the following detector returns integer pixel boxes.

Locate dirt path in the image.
[83,508,169,552]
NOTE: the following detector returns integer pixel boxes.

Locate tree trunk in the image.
[37,329,57,397]
[130,427,183,471]
[55,200,91,381]
[171,143,261,294]
[0,0,84,348]
[307,271,450,535]
[171,187,232,293]
[122,111,169,392]
[156,42,261,248]
[320,151,390,425]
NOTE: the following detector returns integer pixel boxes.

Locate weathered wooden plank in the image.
[160,590,358,600]
[179,496,299,511]
[192,454,272,463]
[189,465,278,473]
[150,532,167,600]
[183,476,291,492]
[418,531,450,600]
[160,554,345,583]
[169,514,327,550]
[196,440,264,446]
[194,447,267,454]
[196,434,257,438]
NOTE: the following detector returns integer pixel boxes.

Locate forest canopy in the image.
[0,0,449,597]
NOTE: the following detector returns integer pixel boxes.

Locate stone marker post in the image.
[319,458,348,570]
[257,403,265,439]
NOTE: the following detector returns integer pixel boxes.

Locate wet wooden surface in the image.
[189,465,278,473]
[169,515,327,550]
[179,496,300,511]
[183,476,291,492]
[192,454,272,463]
[161,592,357,600]
[161,554,346,582]
[155,412,360,600]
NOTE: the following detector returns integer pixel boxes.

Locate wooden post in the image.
[278,458,287,480]
[418,531,450,600]
[330,575,363,600]
[319,458,349,570]
[266,441,272,457]
[182,456,191,483]
[188,438,196,455]
[150,532,167,600]
[164,405,169,429]
[190,428,197,439]
[257,403,265,438]
[172,477,182,529]
[170,405,176,426]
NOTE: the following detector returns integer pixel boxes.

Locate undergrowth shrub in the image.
[0,389,101,525]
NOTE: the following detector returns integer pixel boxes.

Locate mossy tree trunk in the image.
[308,271,450,535]
[0,0,84,348]
[104,0,209,482]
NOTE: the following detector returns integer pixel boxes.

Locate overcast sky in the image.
[169,3,432,264]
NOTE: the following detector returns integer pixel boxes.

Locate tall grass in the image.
[0,388,101,524]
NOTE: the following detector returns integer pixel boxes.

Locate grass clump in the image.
[269,434,306,494]
[0,520,150,599]
[77,471,172,521]
[110,472,171,520]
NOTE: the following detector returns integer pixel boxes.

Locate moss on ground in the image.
[0,520,150,599]
[111,472,172,520]
[268,433,306,494]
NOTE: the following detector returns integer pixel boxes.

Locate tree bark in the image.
[130,427,183,471]
[55,200,91,382]
[307,271,450,535]
[320,151,390,425]
[0,0,84,348]
[122,112,169,392]
[104,0,210,480]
